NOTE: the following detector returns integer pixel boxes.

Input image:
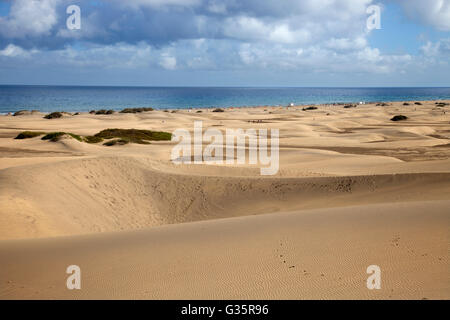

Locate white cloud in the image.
[116,0,201,9]
[419,38,450,68]
[326,37,368,51]
[0,0,448,84]
[207,0,228,14]
[159,54,177,70]
[0,44,35,57]
[0,0,60,38]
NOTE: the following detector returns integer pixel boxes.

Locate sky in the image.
[0,0,449,87]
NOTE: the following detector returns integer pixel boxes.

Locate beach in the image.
[0,100,449,299]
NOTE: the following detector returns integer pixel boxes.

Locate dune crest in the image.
[1,155,449,240]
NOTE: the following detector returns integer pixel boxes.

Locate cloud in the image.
[420,38,450,68]
[0,0,60,38]
[0,0,374,47]
[396,0,450,31]
[160,54,177,70]
[0,43,31,57]
[0,0,448,84]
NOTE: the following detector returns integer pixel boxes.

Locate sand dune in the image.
[0,100,449,299]
[0,200,448,299]
[1,156,450,240]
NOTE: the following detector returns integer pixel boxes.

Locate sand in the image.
[0,100,449,299]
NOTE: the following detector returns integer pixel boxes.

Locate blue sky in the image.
[0,0,449,87]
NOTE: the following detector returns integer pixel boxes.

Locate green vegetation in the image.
[44,112,63,119]
[212,108,225,112]
[302,106,318,111]
[344,104,356,108]
[96,109,115,115]
[42,132,83,142]
[14,127,171,146]
[94,128,172,144]
[84,136,104,144]
[88,109,115,115]
[103,139,130,146]
[390,115,408,122]
[14,131,45,139]
[13,110,31,116]
[119,107,154,113]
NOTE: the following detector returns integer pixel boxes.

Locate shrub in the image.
[94,109,115,115]
[403,103,410,106]
[13,110,32,116]
[42,132,82,142]
[390,115,408,122]
[103,139,130,146]
[119,107,154,113]
[84,136,104,144]
[94,128,172,144]
[344,105,356,108]
[196,110,203,113]
[14,131,45,139]
[302,106,318,111]
[212,108,225,112]
[414,102,422,105]
[44,112,63,119]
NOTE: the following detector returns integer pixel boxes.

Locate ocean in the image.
[0,85,449,114]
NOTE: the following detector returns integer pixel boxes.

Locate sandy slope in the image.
[1,156,450,240]
[0,201,448,299]
[0,100,449,299]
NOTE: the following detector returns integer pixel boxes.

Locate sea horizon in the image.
[1,85,449,114]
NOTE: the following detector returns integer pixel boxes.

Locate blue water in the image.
[0,86,449,113]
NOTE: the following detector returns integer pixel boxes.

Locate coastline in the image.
[1,86,449,114]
